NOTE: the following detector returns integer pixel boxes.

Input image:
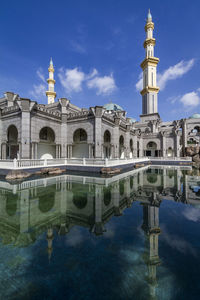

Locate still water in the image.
[0,166,200,300]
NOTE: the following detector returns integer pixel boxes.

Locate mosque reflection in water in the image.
[0,166,200,298]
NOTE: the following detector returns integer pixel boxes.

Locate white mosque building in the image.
[0,10,199,160]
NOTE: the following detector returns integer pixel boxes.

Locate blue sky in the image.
[0,0,200,121]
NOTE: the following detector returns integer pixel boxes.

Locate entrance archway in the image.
[146,141,158,157]
[72,129,89,158]
[38,127,56,159]
[7,125,19,159]
[103,130,111,158]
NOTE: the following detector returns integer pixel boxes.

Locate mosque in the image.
[0,10,199,161]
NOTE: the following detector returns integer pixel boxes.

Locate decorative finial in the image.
[50,57,53,66]
[147,9,152,22]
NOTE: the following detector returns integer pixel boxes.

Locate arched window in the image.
[7,125,19,159]
[130,139,133,149]
[104,130,111,143]
[7,125,18,143]
[73,129,87,143]
[39,127,55,143]
[119,135,124,146]
[147,141,157,149]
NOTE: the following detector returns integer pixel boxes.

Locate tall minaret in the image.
[140,9,160,121]
[46,58,56,104]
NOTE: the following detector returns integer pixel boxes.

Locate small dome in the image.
[189,113,200,119]
[103,103,123,111]
[130,118,137,123]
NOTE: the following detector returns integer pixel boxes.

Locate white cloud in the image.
[87,73,116,95]
[135,59,194,91]
[29,68,47,99]
[168,95,181,104]
[70,40,87,54]
[86,68,98,80]
[180,91,200,107]
[169,88,200,111]
[135,72,143,91]
[58,67,117,96]
[36,68,46,83]
[30,83,46,98]
[158,59,194,90]
[58,67,85,94]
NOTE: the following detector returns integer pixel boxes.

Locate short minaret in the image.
[140,9,160,121]
[46,58,56,104]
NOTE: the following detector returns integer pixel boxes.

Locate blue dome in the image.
[189,113,200,119]
[103,103,123,111]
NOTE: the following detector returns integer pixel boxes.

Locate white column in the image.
[175,133,180,158]
[133,135,137,158]
[35,143,38,159]
[139,138,143,158]
[162,134,166,158]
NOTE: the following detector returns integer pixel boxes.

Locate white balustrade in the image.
[0,156,192,170]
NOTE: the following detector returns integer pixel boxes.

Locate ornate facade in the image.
[0,11,200,160]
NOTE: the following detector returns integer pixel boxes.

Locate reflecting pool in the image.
[0,166,200,299]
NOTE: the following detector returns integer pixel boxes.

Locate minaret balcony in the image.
[140,86,160,96]
[46,91,56,97]
[143,38,156,48]
[145,22,154,31]
[140,57,159,69]
[47,78,56,84]
[48,66,55,72]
